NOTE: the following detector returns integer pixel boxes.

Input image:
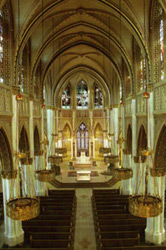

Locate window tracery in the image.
[77,123,89,151]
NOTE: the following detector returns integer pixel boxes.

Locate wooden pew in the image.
[99,231,139,239]
[100,237,140,247]
[30,239,71,248]
[23,220,73,227]
[96,218,145,226]
[100,246,166,250]
[23,225,72,234]
[93,189,120,194]
[29,232,71,240]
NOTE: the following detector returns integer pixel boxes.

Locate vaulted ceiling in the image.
[8,0,157,104]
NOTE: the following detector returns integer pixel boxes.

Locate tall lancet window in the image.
[62,84,71,109]
[0,11,3,84]
[77,80,88,108]
[159,9,164,80]
[94,84,103,108]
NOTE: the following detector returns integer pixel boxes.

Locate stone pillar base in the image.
[5,231,24,247]
[36,190,46,196]
[145,229,165,245]
[121,189,132,195]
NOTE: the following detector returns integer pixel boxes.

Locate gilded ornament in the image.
[35,169,55,182]
[6,197,40,221]
[129,195,162,218]
[112,167,133,180]
[1,170,17,179]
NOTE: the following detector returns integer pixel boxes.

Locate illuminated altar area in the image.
[75,151,91,168]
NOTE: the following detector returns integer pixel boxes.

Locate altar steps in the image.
[49,177,119,189]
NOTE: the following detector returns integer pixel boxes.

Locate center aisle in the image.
[74,188,97,250]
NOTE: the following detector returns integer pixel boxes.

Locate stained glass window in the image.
[62,84,71,108]
[0,11,3,84]
[77,80,88,108]
[77,123,89,150]
[94,84,103,108]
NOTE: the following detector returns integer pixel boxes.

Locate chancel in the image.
[0,0,166,249]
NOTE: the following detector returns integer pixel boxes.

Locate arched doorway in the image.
[155,125,166,169]
[76,123,89,157]
[94,123,103,159]
[62,124,71,158]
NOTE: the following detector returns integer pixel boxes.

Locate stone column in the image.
[2,94,24,246]
[111,106,119,155]
[47,108,55,155]
[103,110,108,147]
[121,152,132,195]
[131,98,137,195]
[90,141,94,160]
[145,92,165,244]
[2,176,24,246]
[72,140,76,160]
[55,108,59,148]
[34,151,46,196]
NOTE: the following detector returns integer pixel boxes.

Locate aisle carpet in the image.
[68,171,99,177]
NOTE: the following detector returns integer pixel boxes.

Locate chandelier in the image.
[1,170,17,180]
[112,134,133,180]
[104,155,119,164]
[35,135,55,182]
[129,39,162,219]
[6,91,40,220]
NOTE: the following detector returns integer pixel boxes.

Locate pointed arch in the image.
[34,126,40,155]
[126,124,132,153]
[94,122,103,159]
[154,125,166,169]
[62,123,72,158]
[0,128,12,170]
[137,125,147,156]
[77,122,89,157]
[19,126,29,156]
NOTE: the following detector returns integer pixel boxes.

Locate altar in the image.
[75,151,91,168]
[77,170,91,182]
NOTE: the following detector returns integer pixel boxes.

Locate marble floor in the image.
[55,160,116,184]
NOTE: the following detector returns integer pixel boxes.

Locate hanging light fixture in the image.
[112,134,133,180]
[111,1,132,181]
[6,16,40,219]
[35,135,55,182]
[1,170,17,180]
[129,0,162,217]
